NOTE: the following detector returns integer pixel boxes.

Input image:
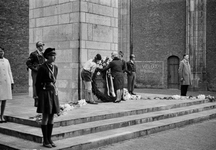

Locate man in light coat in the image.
[178,54,192,96]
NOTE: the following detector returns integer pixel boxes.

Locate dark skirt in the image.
[37,90,60,114]
[113,72,124,90]
[81,69,92,82]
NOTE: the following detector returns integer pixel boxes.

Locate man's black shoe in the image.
[131,92,136,95]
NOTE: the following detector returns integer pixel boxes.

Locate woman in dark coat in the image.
[35,48,60,148]
[103,52,125,103]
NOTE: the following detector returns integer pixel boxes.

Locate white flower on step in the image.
[197,94,205,99]
[136,95,142,100]
[62,111,68,115]
[78,99,87,106]
[171,95,181,100]
[188,96,196,100]
[123,88,131,100]
[60,104,64,109]
[64,104,73,111]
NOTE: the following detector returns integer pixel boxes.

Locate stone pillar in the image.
[186,0,207,90]
[80,0,118,62]
[29,0,118,103]
[118,0,130,61]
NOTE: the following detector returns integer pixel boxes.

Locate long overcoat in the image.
[103,57,125,90]
[178,59,192,85]
[0,58,14,100]
[35,62,60,114]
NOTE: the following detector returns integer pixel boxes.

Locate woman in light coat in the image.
[0,47,14,123]
[178,54,192,96]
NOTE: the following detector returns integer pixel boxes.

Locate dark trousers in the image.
[31,71,38,99]
[181,85,189,96]
[127,72,136,93]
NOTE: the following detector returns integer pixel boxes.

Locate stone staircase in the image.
[0,98,216,150]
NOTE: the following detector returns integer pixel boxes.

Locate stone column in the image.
[186,0,207,90]
[118,0,130,61]
[29,0,118,103]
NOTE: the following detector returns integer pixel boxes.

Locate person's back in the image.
[109,57,124,76]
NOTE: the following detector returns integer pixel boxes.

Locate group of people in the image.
[81,51,137,104]
[0,40,192,148]
[0,43,59,148]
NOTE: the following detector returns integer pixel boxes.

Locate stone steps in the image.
[5,99,210,128]
[0,108,216,150]
[0,101,215,145]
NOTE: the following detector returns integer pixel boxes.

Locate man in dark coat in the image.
[26,41,45,107]
[127,54,136,95]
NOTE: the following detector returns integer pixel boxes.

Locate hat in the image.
[44,48,56,59]
[36,41,45,48]
[95,54,102,60]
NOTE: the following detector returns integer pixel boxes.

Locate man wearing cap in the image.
[26,41,45,107]
[127,54,136,95]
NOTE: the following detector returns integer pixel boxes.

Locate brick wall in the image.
[0,0,29,93]
[206,0,216,91]
[131,0,186,88]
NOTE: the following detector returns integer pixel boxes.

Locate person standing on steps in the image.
[119,51,128,100]
[0,47,14,123]
[178,54,192,96]
[35,48,60,148]
[127,54,137,95]
[26,41,45,107]
[102,52,125,103]
[81,54,102,104]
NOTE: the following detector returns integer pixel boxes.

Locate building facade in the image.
[119,0,216,91]
[0,0,215,104]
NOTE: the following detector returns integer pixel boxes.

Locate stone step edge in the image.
[0,109,216,150]
[0,102,215,143]
[5,99,210,128]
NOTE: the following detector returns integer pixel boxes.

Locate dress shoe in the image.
[43,143,52,148]
[114,99,121,103]
[50,142,56,147]
[131,92,136,95]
